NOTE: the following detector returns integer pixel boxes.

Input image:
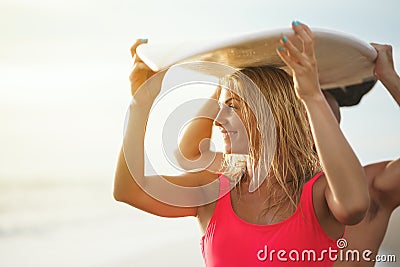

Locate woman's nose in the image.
[214,108,227,127]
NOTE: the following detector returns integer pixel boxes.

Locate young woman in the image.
[114,22,370,266]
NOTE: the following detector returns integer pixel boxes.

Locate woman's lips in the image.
[221,131,237,140]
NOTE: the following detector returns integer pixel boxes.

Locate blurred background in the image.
[0,0,399,266]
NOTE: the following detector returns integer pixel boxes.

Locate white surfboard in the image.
[137,28,377,106]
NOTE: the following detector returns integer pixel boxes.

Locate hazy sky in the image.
[1,0,399,183]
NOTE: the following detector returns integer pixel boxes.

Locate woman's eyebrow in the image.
[224,96,241,104]
[224,97,234,104]
[218,96,240,105]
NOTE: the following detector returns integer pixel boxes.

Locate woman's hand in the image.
[129,39,165,106]
[129,39,157,96]
[276,21,322,102]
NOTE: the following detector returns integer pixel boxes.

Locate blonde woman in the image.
[114,22,369,266]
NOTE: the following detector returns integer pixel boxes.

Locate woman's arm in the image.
[175,89,224,172]
[277,22,369,225]
[178,89,219,159]
[113,40,218,217]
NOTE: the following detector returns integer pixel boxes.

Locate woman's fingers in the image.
[128,38,157,96]
[277,21,316,70]
[300,23,314,41]
[278,34,307,70]
[130,38,148,63]
[276,45,300,70]
[291,21,315,57]
[276,21,321,100]
[280,35,302,61]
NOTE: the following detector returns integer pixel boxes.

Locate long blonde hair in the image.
[220,66,321,218]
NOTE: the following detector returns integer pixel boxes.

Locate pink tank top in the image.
[201,172,340,266]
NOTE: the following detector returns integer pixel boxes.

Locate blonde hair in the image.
[220,66,321,220]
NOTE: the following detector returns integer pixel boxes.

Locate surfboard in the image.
[137,28,377,106]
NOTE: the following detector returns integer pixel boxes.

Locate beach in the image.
[0,179,204,267]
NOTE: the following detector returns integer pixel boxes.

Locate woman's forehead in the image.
[219,88,239,102]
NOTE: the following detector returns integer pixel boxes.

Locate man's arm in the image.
[364,44,400,210]
[364,159,400,210]
[371,43,400,106]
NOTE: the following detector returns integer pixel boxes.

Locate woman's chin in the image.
[223,148,232,154]
[223,142,248,155]
[223,148,248,155]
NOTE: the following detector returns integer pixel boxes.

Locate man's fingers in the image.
[130,38,148,61]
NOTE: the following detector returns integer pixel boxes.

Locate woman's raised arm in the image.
[113,39,218,218]
[277,22,369,225]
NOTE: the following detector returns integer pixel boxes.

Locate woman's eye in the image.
[218,102,237,110]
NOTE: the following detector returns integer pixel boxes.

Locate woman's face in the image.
[214,88,250,154]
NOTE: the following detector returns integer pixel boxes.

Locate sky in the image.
[0,1,399,266]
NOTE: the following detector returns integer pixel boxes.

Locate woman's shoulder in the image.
[306,172,327,206]
[309,173,344,240]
